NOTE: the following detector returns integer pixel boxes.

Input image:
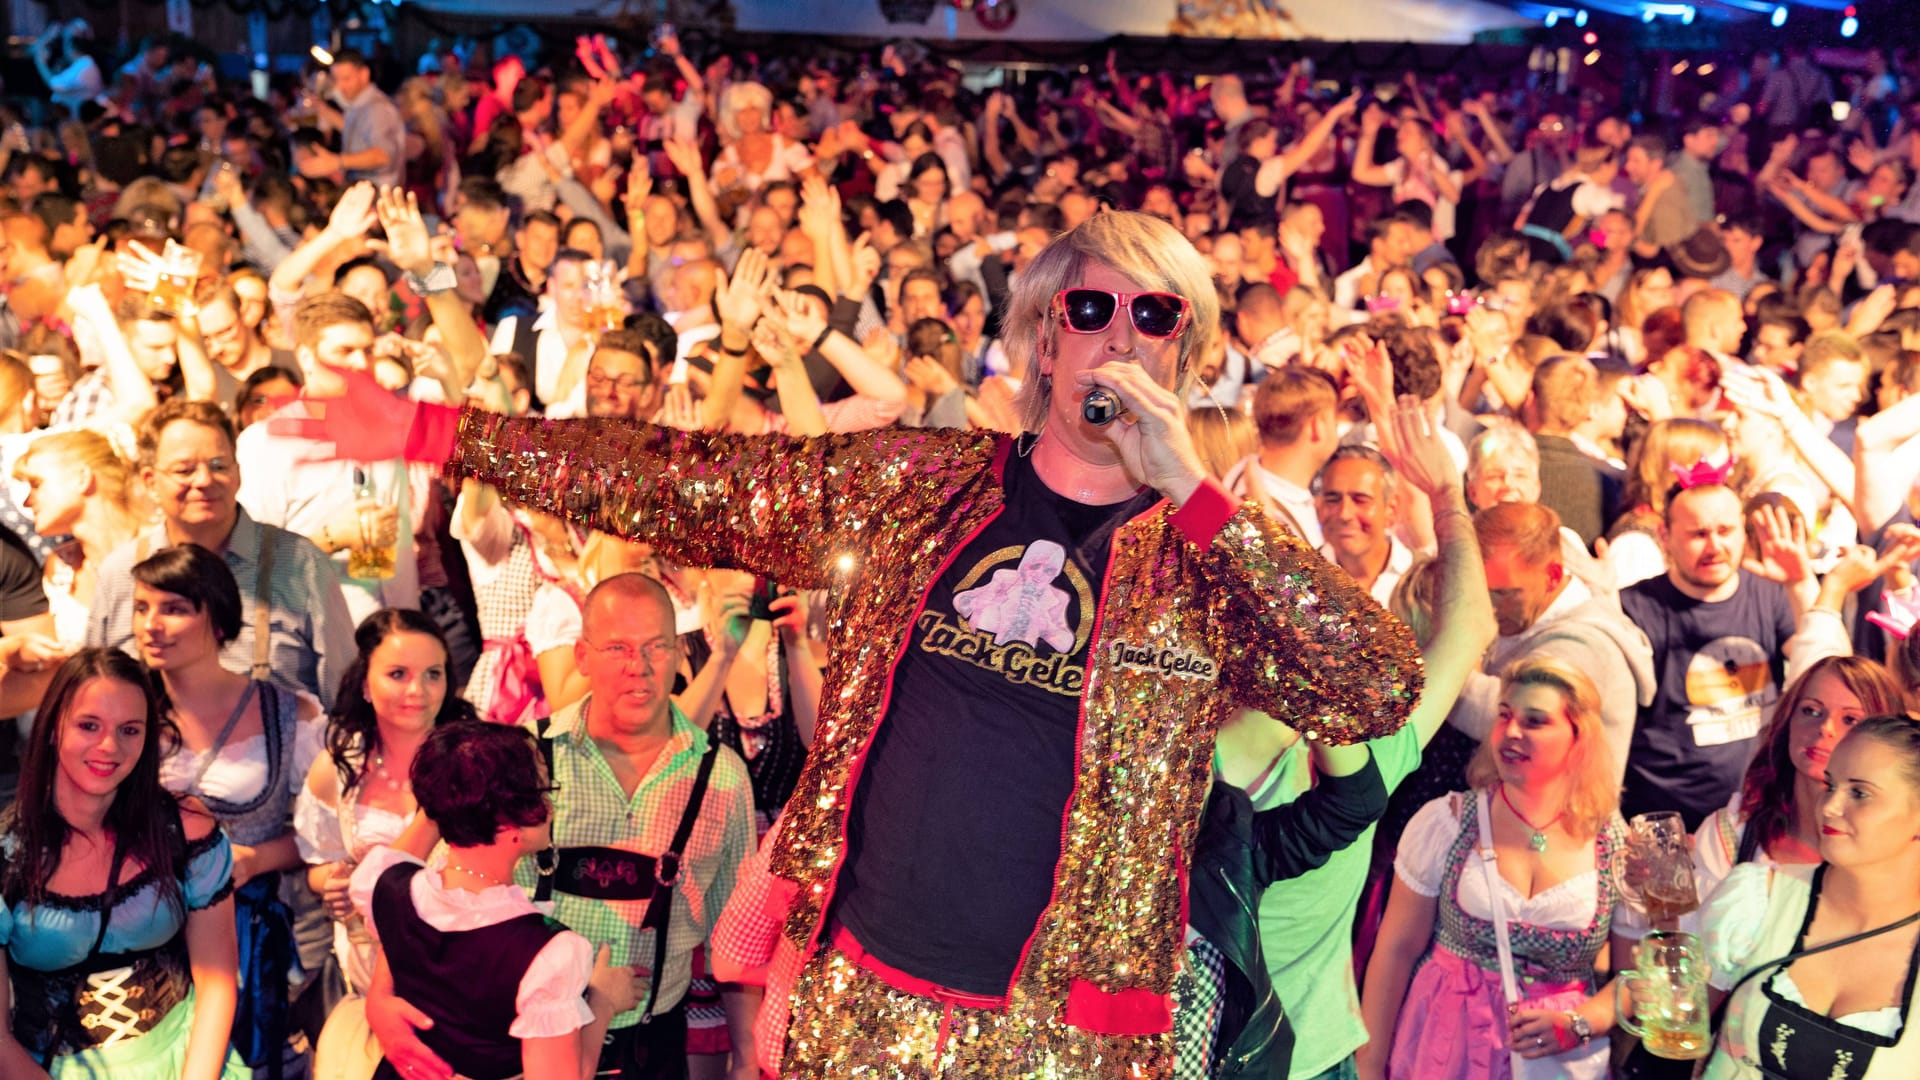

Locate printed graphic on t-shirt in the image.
[917,539,1095,697]
[1682,636,1776,747]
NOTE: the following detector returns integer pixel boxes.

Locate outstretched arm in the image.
[275,367,1000,592]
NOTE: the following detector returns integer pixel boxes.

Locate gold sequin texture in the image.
[449,411,1424,1077]
[785,941,1171,1078]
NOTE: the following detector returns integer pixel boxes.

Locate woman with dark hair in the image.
[903,152,950,238]
[350,721,636,1080]
[1693,657,1908,892]
[135,543,323,1074]
[1700,716,1920,1076]
[234,367,301,432]
[295,609,476,997]
[0,648,245,1079]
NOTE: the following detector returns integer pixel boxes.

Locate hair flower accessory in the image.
[1867,586,1920,640]
[1669,455,1734,489]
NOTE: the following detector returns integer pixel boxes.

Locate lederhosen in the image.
[535,718,720,1079]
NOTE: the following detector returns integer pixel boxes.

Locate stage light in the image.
[1545,11,1560,26]
[311,45,334,65]
[1583,31,1597,44]
[1642,8,1657,23]
[1585,49,1601,65]
[1672,60,1689,75]
[1681,6,1694,24]
[1575,8,1588,26]
[1841,15,1858,37]
[1770,5,1786,26]
[1697,63,1715,76]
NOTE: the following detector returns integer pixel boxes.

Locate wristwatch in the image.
[404,263,459,297]
[1565,1011,1593,1047]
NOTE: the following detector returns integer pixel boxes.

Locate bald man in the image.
[373,572,755,1079]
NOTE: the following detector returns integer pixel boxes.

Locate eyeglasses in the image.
[585,370,649,395]
[1052,289,1190,340]
[585,637,675,669]
[157,458,236,484]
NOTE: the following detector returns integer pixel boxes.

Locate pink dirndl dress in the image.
[1387,790,1625,1080]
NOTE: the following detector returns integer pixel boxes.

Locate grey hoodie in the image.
[1447,577,1657,786]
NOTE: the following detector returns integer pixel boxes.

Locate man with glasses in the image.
[317,212,1419,1078]
[511,572,753,1078]
[584,328,662,422]
[87,398,356,709]
[196,284,279,383]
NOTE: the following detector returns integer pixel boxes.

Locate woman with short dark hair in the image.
[134,543,323,1072]
[351,721,636,1080]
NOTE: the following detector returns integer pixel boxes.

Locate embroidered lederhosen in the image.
[534,722,720,1022]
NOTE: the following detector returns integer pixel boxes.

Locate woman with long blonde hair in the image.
[15,430,146,646]
[1360,656,1630,1080]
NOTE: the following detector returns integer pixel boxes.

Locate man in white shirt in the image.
[1313,446,1413,606]
[238,293,417,621]
[1221,365,1341,546]
[530,251,596,418]
[301,48,406,191]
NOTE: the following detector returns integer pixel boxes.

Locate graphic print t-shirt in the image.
[833,448,1156,996]
[1618,572,1797,829]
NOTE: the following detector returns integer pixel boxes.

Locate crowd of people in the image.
[0,15,1917,1080]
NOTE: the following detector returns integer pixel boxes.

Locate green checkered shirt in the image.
[518,696,755,1027]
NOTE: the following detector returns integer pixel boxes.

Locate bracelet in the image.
[718,340,750,358]
[811,326,834,353]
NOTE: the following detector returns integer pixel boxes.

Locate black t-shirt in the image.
[0,527,46,625]
[1618,572,1797,830]
[833,448,1155,996]
[1220,155,1276,232]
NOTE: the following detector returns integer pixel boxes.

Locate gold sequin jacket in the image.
[445,411,1422,1039]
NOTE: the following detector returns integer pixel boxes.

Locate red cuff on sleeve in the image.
[1062,979,1173,1036]
[1168,478,1241,547]
[403,403,463,465]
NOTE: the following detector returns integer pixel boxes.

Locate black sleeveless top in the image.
[369,861,566,1080]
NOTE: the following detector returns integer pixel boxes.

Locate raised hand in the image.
[116,239,166,294]
[715,247,773,337]
[776,289,828,346]
[661,138,704,178]
[1385,395,1463,498]
[369,187,434,277]
[751,316,802,372]
[625,163,653,219]
[905,355,960,398]
[656,382,701,431]
[849,232,880,295]
[1745,501,1814,585]
[325,181,380,241]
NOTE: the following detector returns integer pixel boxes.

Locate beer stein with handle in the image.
[1614,930,1712,1060]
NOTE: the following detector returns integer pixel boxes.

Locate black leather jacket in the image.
[1187,753,1389,1077]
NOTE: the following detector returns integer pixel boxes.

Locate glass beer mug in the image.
[1619,810,1701,927]
[149,240,204,315]
[583,260,624,338]
[1614,931,1712,1060]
